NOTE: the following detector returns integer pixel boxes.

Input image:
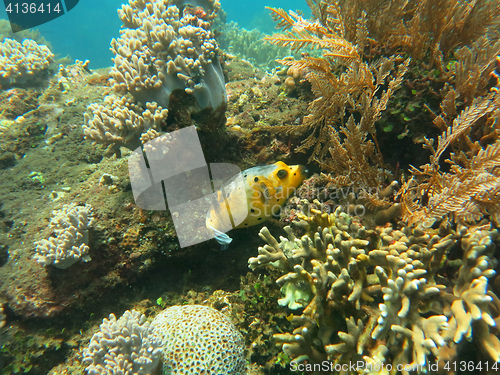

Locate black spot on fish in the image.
[251,209,255,213]
[258,218,262,220]
[254,177,259,182]
[244,223,248,226]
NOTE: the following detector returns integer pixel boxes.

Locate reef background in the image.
[0,0,500,374]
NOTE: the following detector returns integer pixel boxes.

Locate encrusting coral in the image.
[82,305,246,375]
[33,203,94,269]
[249,199,500,372]
[83,0,226,156]
[0,38,53,86]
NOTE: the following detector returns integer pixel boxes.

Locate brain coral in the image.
[151,305,246,374]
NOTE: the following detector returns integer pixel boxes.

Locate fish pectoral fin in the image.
[208,225,233,250]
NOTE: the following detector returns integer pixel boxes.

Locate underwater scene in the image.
[0,0,500,374]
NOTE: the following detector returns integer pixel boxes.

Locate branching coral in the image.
[249,199,500,372]
[83,309,162,375]
[33,203,94,269]
[83,95,169,155]
[264,3,410,188]
[83,0,225,156]
[0,38,53,85]
[111,0,225,110]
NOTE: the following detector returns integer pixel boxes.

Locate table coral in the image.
[249,199,500,372]
[33,203,94,269]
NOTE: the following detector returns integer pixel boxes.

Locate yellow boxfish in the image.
[206,161,307,248]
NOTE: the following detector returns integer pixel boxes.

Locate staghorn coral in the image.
[83,0,225,156]
[249,199,500,372]
[83,309,162,375]
[83,305,246,375]
[0,38,53,86]
[33,203,94,269]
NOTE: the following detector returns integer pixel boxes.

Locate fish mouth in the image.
[298,165,309,177]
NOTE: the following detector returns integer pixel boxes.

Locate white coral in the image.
[83,310,162,375]
[33,203,94,269]
[0,38,53,82]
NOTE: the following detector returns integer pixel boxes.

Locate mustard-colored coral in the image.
[250,199,500,372]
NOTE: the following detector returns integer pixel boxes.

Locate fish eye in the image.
[277,169,288,179]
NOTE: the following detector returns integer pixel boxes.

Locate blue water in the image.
[0,0,308,69]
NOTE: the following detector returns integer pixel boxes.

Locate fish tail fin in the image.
[208,226,232,250]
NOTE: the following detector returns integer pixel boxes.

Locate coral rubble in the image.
[33,203,94,269]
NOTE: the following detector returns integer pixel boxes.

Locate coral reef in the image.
[83,305,246,375]
[0,38,53,86]
[83,0,226,156]
[83,309,162,375]
[217,21,292,70]
[249,200,500,371]
[33,203,94,269]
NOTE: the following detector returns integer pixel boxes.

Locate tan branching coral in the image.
[33,203,94,269]
[0,38,53,85]
[249,199,500,372]
[401,89,500,227]
[110,0,225,110]
[83,0,225,156]
[265,4,410,172]
[83,95,169,156]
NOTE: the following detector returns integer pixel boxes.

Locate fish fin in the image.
[208,225,233,250]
